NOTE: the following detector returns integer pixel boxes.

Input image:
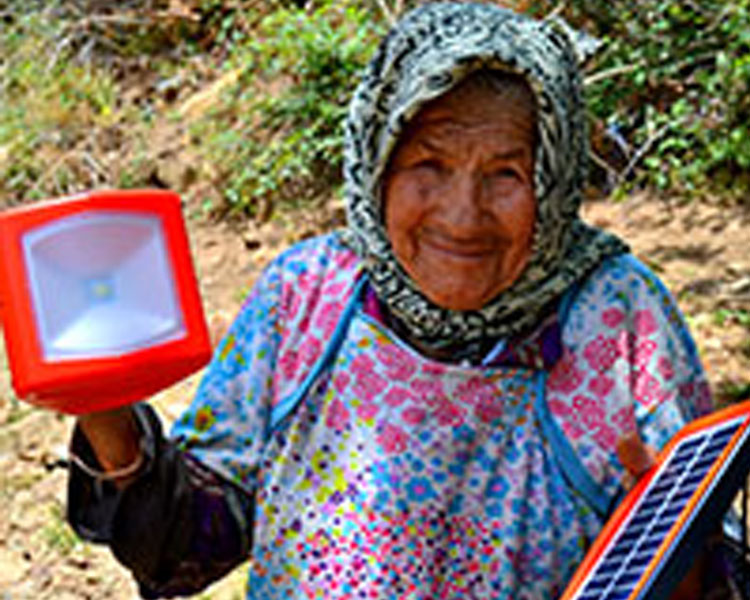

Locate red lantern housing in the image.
[0,189,211,414]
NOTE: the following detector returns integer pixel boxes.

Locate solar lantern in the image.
[0,189,212,414]
[561,399,750,600]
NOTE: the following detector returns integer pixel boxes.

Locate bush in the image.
[192,0,385,216]
[566,0,750,196]
[0,7,120,204]
[3,1,747,211]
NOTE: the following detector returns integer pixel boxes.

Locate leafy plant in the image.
[713,308,750,328]
[564,0,750,197]
[42,503,81,555]
[192,0,385,216]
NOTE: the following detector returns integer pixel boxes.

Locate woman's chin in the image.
[418,279,500,311]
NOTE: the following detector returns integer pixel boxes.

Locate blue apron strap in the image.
[534,280,614,519]
[534,373,611,519]
[268,274,368,435]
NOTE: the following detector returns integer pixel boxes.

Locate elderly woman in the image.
[68,3,722,599]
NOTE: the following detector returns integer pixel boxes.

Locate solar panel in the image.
[561,400,750,600]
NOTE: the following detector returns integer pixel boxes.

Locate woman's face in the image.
[384,79,537,311]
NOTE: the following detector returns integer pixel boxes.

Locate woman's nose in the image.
[440,170,484,229]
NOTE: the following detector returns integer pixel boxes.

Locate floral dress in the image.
[168,232,711,600]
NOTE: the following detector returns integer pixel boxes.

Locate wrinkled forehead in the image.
[389,73,538,168]
[348,2,582,198]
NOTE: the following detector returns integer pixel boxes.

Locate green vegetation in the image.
[0,7,119,202]
[192,0,384,215]
[1,0,748,211]
[42,502,81,555]
[565,0,750,196]
[713,309,750,329]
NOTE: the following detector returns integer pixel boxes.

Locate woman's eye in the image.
[412,159,444,172]
[490,168,519,180]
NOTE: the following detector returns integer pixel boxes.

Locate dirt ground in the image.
[0,193,748,599]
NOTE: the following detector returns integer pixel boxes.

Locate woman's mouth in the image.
[418,228,500,259]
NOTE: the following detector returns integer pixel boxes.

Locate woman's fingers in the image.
[616,431,658,489]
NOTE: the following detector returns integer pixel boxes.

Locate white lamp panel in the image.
[23,212,186,360]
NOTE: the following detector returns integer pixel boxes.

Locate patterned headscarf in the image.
[342,2,628,352]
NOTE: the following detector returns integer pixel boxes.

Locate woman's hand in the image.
[616,432,705,600]
[76,406,142,487]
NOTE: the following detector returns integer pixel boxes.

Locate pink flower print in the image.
[633,339,657,368]
[353,369,387,399]
[384,386,411,407]
[588,375,615,399]
[454,376,491,406]
[402,405,427,425]
[297,310,312,335]
[611,405,636,433]
[374,344,416,381]
[561,420,585,440]
[421,362,448,377]
[326,397,350,431]
[602,308,625,328]
[334,251,355,269]
[657,356,675,381]
[583,335,620,373]
[279,348,299,380]
[697,381,713,414]
[332,372,351,394]
[410,378,446,403]
[433,399,466,427]
[573,395,605,428]
[351,354,375,376]
[632,369,662,407]
[295,272,317,295]
[282,284,301,318]
[299,336,322,367]
[592,422,618,451]
[633,309,658,336]
[323,281,347,298]
[314,301,344,338]
[547,349,585,393]
[617,330,635,357]
[679,380,712,415]
[356,402,379,421]
[475,396,504,424]
[547,398,575,419]
[377,423,409,454]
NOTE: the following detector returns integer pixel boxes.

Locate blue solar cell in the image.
[649,521,675,537]
[693,455,719,472]
[675,436,703,453]
[585,576,610,590]
[710,422,741,440]
[639,496,666,512]
[668,449,693,463]
[672,488,694,503]
[634,536,663,553]
[706,437,732,452]
[630,513,654,528]
[682,472,707,488]
[650,479,678,495]
[661,503,687,520]
[614,571,641,586]
[628,554,653,568]
[607,542,636,559]
[562,405,750,600]
[597,558,624,573]
[617,525,646,544]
